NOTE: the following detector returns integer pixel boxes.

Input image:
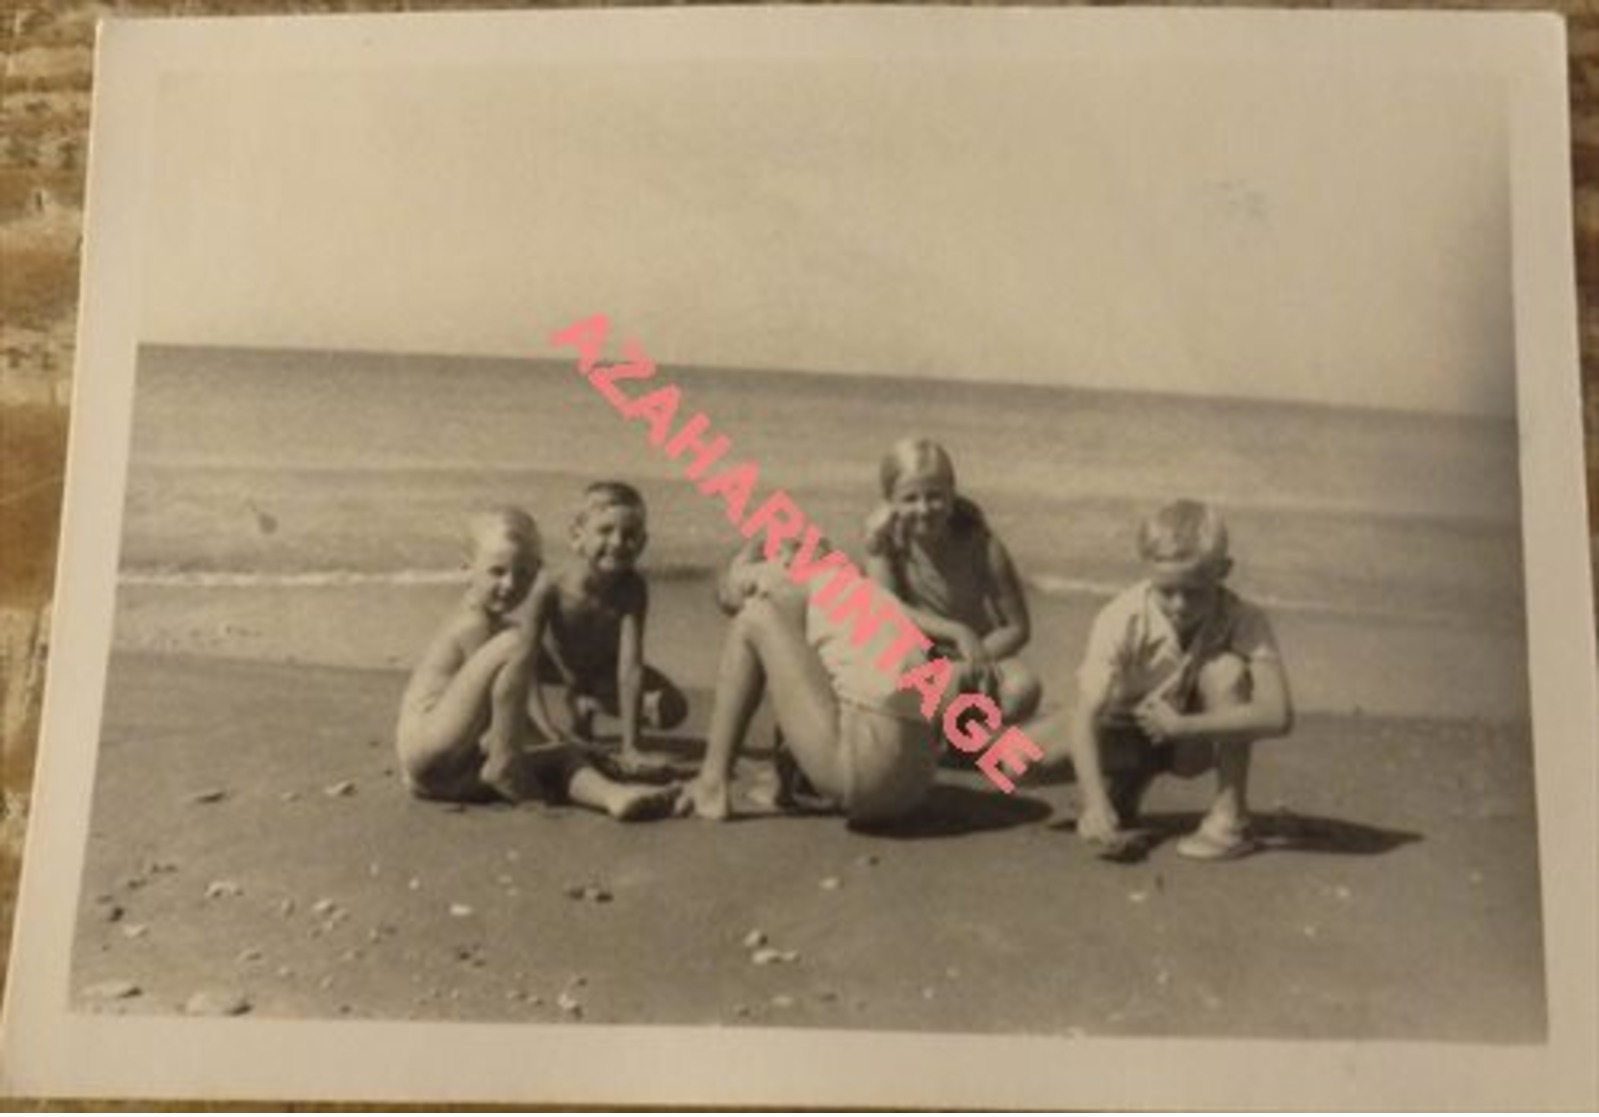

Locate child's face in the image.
[467,535,537,616]
[573,504,648,575]
[1148,559,1228,640]
[889,471,955,541]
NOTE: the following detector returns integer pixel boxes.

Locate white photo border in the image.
[1,8,1593,1107]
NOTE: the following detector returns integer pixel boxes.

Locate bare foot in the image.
[674,778,731,821]
[608,782,680,822]
[1091,826,1154,864]
[614,749,680,781]
[746,766,784,812]
[479,747,525,803]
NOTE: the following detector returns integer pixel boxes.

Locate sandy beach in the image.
[71,626,1544,1041]
[60,344,1547,1042]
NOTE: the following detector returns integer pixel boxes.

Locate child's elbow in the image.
[1273,700,1295,738]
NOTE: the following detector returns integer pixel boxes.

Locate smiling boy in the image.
[1067,500,1294,860]
[391,507,677,818]
[524,481,688,776]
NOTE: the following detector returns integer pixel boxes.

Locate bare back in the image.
[400,603,501,717]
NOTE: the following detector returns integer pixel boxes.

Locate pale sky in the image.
[141,47,1513,414]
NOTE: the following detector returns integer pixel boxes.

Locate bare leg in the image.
[566,764,680,821]
[675,608,775,820]
[1211,740,1251,826]
[398,629,528,800]
[995,658,1043,724]
[678,590,843,820]
[936,657,1037,766]
[479,637,540,798]
[1197,653,1252,826]
[575,668,690,776]
[1177,654,1256,859]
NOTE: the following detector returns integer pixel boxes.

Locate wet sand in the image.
[70,649,1545,1041]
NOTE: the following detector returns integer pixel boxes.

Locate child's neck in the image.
[576,563,627,593]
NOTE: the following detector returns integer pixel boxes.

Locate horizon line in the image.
[136,339,1516,425]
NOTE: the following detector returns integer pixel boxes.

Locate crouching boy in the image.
[1069,500,1293,860]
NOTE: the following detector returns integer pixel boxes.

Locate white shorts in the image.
[836,703,938,823]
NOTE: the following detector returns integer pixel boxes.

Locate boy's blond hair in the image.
[574,480,648,526]
[467,506,542,561]
[1138,499,1229,569]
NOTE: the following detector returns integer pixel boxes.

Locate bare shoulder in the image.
[442,601,496,652]
[528,567,565,606]
[409,601,486,678]
[982,528,1018,568]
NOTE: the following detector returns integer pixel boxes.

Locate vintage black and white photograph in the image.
[3,7,1594,1108]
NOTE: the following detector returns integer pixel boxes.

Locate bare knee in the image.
[999,663,1042,723]
[1195,653,1251,710]
[734,594,803,645]
[732,598,777,647]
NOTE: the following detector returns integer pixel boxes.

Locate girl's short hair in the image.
[468,506,542,561]
[1138,500,1229,567]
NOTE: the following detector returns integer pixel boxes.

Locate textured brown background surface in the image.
[0,1,1594,1107]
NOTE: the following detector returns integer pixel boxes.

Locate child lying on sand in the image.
[1066,500,1294,860]
[394,507,678,820]
[523,482,689,777]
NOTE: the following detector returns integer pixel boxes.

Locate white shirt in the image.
[1077,580,1280,715]
[807,580,928,721]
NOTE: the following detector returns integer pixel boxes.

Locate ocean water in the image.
[122,344,1525,636]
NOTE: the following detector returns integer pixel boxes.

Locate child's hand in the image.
[746,561,790,599]
[725,558,787,605]
[862,504,902,556]
[953,627,997,692]
[1134,697,1183,743]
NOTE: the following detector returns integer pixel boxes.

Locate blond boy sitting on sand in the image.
[1067,500,1294,860]
[523,482,689,777]
[395,507,678,819]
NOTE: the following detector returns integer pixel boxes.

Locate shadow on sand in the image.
[1047,809,1424,863]
[854,783,1054,839]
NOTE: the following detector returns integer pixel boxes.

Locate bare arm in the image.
[717,537,766,615]
[861,509,981,653]
[978,535,1031,660]
[1068,669,1121,843]
[520,576,572,745]
[863,549,984,654]
[1138,655,1294,744]
[616,579,647,754]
